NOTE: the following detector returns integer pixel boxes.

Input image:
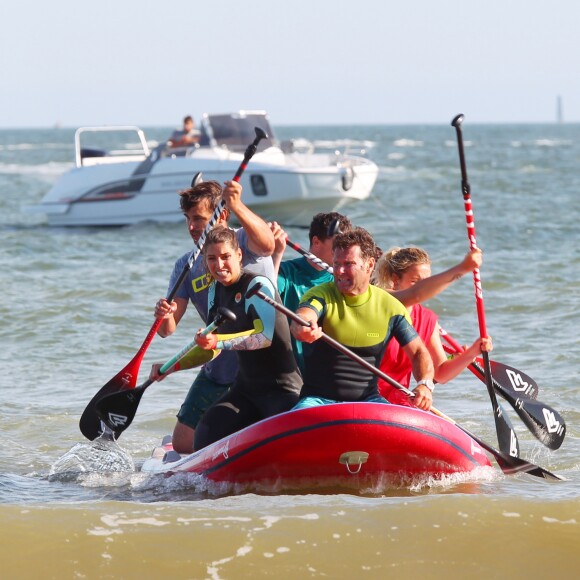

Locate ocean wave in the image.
[393,138,424,147]
[0,161,71,176]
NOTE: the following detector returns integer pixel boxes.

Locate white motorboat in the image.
[24,111,378,227]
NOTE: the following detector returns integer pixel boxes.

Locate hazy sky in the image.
[2,0,579,127]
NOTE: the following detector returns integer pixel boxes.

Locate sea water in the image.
[1,122,578,578]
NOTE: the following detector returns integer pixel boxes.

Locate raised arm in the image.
[222,180,275,257]
[154,296,188,337]
[269,221,288,276]
[428,325,493,384]
[391,248,482,307]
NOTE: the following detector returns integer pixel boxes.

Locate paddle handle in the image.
[232,127,268,181]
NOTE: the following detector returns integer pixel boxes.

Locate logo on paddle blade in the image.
[509,431,519,457]
[543,408,563,435]
[506,369,531,394]
[107,413,128,427]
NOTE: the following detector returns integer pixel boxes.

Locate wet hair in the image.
[202,225,241,273]
[178,180,230,220]
[372,247,431,290]
[308,212,352,244]
[203,225,240,253]
[332,227,376,262]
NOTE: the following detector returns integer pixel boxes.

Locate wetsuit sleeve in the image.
[389,314,419,348]
[215,276,275,351]
[298,285,327,319]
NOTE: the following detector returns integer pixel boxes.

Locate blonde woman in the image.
[374,247,492,406]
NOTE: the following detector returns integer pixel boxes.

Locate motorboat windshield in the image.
[200,110,276,152]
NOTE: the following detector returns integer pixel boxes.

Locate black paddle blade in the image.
[502,396,566,450]
[493,452,565,481]
[95,384,149,440]
[481,358,539,400]
[495,401,520,458]
[458,424,564,481]
[470,359,564,449]
[79,371,137,440]
[92,309,235,440]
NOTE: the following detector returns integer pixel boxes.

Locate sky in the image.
[2,0,579,127]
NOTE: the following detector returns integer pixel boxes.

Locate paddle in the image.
[79,127,268,440]
[246,282,563,481]
[439,330,565,450]
[451,114,520,459]
[94,307,236,439]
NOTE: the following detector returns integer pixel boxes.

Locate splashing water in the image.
[49,436,135,482]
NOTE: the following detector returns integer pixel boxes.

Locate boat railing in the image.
[75,126,150,167]
[279,138,375,167]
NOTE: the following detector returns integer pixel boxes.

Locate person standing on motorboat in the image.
[290,227,436,411]
[168,115,201,148]
[373,246,493,406]
[191,226,302,450]
[152,179,275,453]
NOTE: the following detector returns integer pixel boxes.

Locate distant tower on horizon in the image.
[557,95,563,124]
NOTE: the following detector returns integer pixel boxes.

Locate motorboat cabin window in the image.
[250,175,268,197]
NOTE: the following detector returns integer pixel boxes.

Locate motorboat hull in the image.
[24,114,379,227]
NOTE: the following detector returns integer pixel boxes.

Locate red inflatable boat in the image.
[140,403,492,491]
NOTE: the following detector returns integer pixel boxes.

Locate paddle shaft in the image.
[157,316,225,376]
[247,285,421,398]
[166,126,268,304]
[285,218,340,273]
[451,115,487,337]
[247,283,561,480]
[451,114,519,458]
[285,238,334,273]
